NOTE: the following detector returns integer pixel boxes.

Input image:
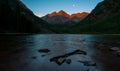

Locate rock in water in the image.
[57,58,66,65]
[86,69,90,71]
[41,55,46,57]
[84,61,96,66]
[38,49,50,53]
[109,47,120,51]
[78,61,96,66]
[116,51,120,57]
[66,59,71,64]
[117,53,120,57]
[50,57,66,65]
[50,50,86,65]
[32,56,37,59]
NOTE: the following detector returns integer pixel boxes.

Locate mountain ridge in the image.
[47,10,89,18]
[0,0,52,33]
[42,10,89,24]
[73,0,120,33]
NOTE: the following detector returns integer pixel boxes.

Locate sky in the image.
[21,0,103,17]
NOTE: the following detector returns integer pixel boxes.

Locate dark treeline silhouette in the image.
[0,0,50,33]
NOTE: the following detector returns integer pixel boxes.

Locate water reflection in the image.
[91,35,120,71]
[0,34,120,71]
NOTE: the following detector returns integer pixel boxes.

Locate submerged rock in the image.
[41,55,46,57]
[66,59,71,64]
[116,51,120,57]
[38,49,50,53]
[86,69,90,71]
[31,56,37,59]
[50,50,86,65]
[78,61,96,66]
[117,53,120,57]
[109,47,120,57]
[109,47,120,51]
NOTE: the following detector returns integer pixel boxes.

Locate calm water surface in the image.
[0,34,120,71]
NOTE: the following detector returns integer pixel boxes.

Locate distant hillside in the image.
[73,0,120,33]
[42,10,89,24]
[0,0,52,33]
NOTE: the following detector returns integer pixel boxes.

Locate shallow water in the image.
[0,34,120,71]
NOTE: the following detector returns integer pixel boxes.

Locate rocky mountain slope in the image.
[74,0,120,33]
[42,10,89,24]
[0,0,51,33]
[84,0,120,21]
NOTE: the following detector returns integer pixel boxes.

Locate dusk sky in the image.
[21,0,103,17]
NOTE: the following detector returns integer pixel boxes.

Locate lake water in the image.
[0,34,120,71]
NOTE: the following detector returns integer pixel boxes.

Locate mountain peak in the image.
[58,10,67,14]
[58,10,65,12]
[57,10,69,17]
[47,10,69,17]
[70,12,89,18]
[48,11,57,17]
